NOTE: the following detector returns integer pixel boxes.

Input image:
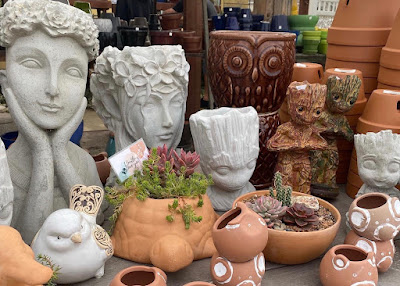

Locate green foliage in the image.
[268,172,292,207]
[106,147,213,233]
[37,254,61,286]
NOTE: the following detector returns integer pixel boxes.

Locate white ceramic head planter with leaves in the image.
[31,185,113,284]
[354,130,400,198]
[91,45,190,152]
[189,107,260,211]
[0,140,13,226]
[0,0,102,243]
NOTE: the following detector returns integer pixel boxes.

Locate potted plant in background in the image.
[107,145,217,272]
[233,172,341,265]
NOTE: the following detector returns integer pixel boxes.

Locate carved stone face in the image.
[326,75,361,114]
[287,82,326,125]
[129,88,185,149]
[5,30,88,130]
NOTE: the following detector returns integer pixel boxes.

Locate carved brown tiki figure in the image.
[267,81,327,194]
[311,75,361,198]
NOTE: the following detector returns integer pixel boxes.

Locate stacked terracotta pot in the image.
[346,89,400,197]
[322,68,366,184]
[378,9,400,91]
[345,193,400,273]
[279,62,324,124]
[325,0,400,99]
[210,202,268,286]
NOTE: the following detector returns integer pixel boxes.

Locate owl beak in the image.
[71,232,82,243]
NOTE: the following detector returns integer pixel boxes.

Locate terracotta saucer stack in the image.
[325,0,400,99]
[346,89,400,198]
[322,68,367,184]
[279,62,324,124]
[378,10,400,91]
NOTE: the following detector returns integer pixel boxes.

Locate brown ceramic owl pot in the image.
[348,192,400,241]
[212,202,268,263]
[320,244,378,286]
[110,266,167,286]
[210,252,265,286]
[345,230,395,273]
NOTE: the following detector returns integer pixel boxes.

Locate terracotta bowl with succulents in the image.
[232,173,341,265]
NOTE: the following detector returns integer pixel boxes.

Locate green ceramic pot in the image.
[288,15,319,30]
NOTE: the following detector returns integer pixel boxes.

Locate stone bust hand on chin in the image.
[0,0,102,243]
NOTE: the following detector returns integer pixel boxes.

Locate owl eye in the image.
[298,106,304,112]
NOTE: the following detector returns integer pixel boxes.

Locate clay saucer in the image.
[325,58,379,78]
[327,44,383,63]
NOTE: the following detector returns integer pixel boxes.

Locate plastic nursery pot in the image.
[92,152,111,185]
[344,230,395,273]
[110,266,167,286]
[348,192,400,241]
[319,244,378,286]
[212,202,268,263]
[327,44,382,63]
[356,89,400,134]
[287,15,319,30]
[271,15,289,32]
[325,58,379,78]
[159,13,182,30]
[323,68,366,116]
[232,191,341,265]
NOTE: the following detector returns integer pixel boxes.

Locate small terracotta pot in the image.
[279,62,324,123]
[159,13,182,30]
[92,152,111,185]
[348,192,400,241]
[233,191,341,265]
[356,89,400,134]
[182,36,202,53]
[319,244,378,286]
[344,230,395,273]
[150,30,175,45]
[210,252,265,286]
[110,266,167,286]
[184,282,215,286]
[325,58,379,78]
[364,77,378,93]
[173,30,196,45]
[377,66,400,86]
[212,202,268,263]
[327,44,383,63]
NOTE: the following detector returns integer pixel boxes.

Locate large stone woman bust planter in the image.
[111,195,217,272]
[208,31,296,189]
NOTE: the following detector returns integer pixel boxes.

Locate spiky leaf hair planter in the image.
[283,203,319,230]
[246,196,287,228]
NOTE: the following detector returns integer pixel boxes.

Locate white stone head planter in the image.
[0,0,102,242]
[189,107,259,211]
[91,45,190,152]
[354,130,400,198]
[0,140,13,226]
[31,185,113,284]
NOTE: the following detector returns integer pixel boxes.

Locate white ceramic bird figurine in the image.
[31,184,113,284]
[0,139,13,226]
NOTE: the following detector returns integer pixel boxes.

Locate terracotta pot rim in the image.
[210,30,296,41]
[115,265,161,283]
[353,192,390,209]
[328,244,372,262]
[232,190,341,235]
[213,202,244,233]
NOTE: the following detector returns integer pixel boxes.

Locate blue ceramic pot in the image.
[212,15,226,30]
[270,15,289,32]
[260,21,270,31]
[252,14,264,23]
[225,16,239,30]
[240,8,252,23]
[1,131,18,149]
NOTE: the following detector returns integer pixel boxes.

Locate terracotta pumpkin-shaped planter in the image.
[345,230,395,273]
[348,192,400,241]
[210,252,265,286]
[110,266,167,286]
[0,226,53,286]
[111,195,217,272]
[320,244,378,286]
[212,202,268,263]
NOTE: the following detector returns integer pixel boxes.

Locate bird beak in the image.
[71,232,82,243]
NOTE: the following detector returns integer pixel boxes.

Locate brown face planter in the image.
[325,58,379,78]
[233,191,341,265]
[110,266,167,286]
[208,31,296,113]
[111,195,217,272]
[327,44,383,63]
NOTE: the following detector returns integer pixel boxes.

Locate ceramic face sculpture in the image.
[354,130,400,198]
[311,75,361,197]
[189,107,259,211]
[0,0,102,243]
[267,81,327,194]
[0,140,13,226]
[31,185,113,284]
[91,45,189,152]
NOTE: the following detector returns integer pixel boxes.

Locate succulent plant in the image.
[246,196,288,228]
[269,172,292,207]
[283,203,319,229]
